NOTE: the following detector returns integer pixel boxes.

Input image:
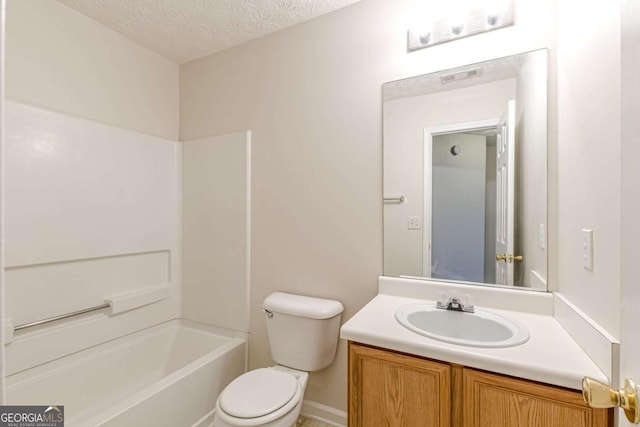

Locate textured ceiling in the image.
[56,0,361,64]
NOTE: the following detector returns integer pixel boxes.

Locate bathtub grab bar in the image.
[14,302,111,332]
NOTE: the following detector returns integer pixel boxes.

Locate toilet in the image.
[214,292,344,427]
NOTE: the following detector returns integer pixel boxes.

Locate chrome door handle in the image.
[583,377,640,423]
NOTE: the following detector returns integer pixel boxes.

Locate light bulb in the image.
[419,31,431,45]
[447,0,471,36]
[485,0,507,26]
[409,24,432,46]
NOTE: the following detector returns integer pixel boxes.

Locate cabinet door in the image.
[349,342,451,427]
[463,368,611,427]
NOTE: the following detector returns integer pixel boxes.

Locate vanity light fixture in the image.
[407,0,515,52]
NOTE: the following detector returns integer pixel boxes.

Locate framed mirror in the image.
[383,49,547,291]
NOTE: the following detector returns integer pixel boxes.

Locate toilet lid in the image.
[219,368,298,419]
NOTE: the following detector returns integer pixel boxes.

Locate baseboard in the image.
[301,400,347,427]
[192,408,215,427]
[197,401,347,426]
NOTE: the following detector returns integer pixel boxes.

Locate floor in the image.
[297,416,333,427]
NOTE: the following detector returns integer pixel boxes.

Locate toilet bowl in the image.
[213,366,309,427]
[213,292,343,427]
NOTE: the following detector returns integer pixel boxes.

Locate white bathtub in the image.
[6,320,247,426]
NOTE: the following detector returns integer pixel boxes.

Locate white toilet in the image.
[214,292,344,427]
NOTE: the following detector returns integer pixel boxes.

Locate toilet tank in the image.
[263,292,344,372]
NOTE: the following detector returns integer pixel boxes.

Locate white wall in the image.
[183,132,251,333]
[556,0,621,338]
[515,49,548,288]
[384,79,515,277]
[6,0,179,140]
[180,0,556,411]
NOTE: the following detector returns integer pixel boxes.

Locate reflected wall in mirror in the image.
[383,49,547,291]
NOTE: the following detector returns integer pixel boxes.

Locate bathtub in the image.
[6,319,247,426]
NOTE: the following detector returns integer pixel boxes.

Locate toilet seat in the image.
[216,368,303,426]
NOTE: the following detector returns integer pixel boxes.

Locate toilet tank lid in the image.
[263,292,344,319]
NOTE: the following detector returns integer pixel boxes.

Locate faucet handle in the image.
[436,291,448,309]
[461,294,475,313]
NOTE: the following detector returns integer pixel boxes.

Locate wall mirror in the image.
[383,49,548,291]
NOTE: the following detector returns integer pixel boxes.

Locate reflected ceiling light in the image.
[407,0,515,52]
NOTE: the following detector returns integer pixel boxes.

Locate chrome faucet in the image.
[436,294,475,313]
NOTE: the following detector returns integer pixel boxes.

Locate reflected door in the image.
[495,100,516,285]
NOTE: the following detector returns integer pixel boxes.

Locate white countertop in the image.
[340,293,608,390]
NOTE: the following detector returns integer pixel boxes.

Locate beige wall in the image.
[183,132,251,333]
[6,0,179,140]
[556,0,621,338]
[180,0,556,410]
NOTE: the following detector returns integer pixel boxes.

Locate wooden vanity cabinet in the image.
[348,342,611,427]
[463,368,610,427]
[349,342,451,427]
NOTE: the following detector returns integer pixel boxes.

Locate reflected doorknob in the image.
[582,377,640,423]
[496,254,523,263]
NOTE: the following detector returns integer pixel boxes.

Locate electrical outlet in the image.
[408,216,422,230]
[582,229,593,270]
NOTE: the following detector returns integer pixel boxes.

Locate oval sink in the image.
[395,303,530,348]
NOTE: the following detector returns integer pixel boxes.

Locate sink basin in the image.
[395,303,530,348]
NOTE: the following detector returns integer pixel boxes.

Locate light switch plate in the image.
[408,216,422,230]
[582,229,593,270]
[539,224,546,250]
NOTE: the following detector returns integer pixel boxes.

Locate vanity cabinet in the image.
[463,368,610,427]
[348,342,611,427]
[349,342,451,427]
